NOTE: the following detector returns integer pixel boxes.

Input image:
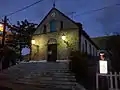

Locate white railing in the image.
[96,72,120,90]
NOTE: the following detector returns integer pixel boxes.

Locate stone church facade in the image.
[31,7,98,61]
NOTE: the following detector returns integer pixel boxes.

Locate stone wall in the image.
[31,29,79,60]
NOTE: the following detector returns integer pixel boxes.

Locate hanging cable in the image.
[0,0,45,18]
[74,3,120,17]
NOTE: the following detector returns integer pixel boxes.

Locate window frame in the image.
[43,25,46,33]
[85,40,87,53]
[60,21,63,30]
[50,20,56,32]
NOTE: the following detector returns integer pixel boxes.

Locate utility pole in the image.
[53,0,56,8]
[2,16,7,47]
[71,12,76,20]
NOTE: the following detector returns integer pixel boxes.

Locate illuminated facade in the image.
[31,8,98,61]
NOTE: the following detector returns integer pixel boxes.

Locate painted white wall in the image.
[81,34,97,56]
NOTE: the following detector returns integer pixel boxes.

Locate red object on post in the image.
[100,53,105,60]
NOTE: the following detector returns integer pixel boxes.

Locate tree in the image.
[8,19,37,60]
[106,34,120,72]
[1,45,17,69]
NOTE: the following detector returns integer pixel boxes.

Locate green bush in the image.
[69,51,89,88]
[69,51,88,77]
[69,51,98,90]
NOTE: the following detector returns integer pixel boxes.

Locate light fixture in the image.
[61,34,66,41]
[31,39,35,44]
[0,24,3,31]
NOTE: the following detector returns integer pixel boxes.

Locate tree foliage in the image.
[106,35,120,72]
[7,19,37,61]
[8,19,37,50]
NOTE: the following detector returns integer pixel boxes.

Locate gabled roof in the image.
[81,30,99,49]
[36,7,82,30]
[35,8,98,49]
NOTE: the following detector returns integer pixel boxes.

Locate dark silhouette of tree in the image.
[106,34,120,72]
[9,19,37,47]
[1,45,17,69]
[8,19,37,60]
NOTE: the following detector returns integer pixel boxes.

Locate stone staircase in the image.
[0,62,86,90]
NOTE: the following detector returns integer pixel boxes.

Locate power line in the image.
[74,3,120,17]
[1,0,45,17]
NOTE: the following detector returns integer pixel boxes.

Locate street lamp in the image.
[31,39,35,45]
[61,34,66,41]
[0,24,3,32]
[29,39,35,60]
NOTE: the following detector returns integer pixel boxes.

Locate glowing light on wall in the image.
[31,39,35,44]
[0,24,3,31]
[61,35,66,41]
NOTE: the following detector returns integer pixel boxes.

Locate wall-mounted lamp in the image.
[61,34,66,41]
[31,39,35,45]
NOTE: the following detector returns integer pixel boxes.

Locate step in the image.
[46,70,71,73]
[39,74,75,78]
[36,77,76,81]
[37,72,74,76]
[12,81,76,89]
[15,78,76,85]
[52,72,75,76]
[17,77,76,82]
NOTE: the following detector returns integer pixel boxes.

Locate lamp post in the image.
[0,24,3,31]
[2,16,7,47]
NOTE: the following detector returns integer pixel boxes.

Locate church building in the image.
[31,7,98,61]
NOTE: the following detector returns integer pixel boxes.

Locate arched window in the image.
[93,47,94,56]
[85,40,87,53]
[50,20,56,32]
[89,44,91,55]
[43,25,46,33]
[82,43,84,52]
[60,21,63,30]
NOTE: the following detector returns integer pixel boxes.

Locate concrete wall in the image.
[32,29,79,60]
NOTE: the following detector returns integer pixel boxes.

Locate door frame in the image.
[47,38,57,62]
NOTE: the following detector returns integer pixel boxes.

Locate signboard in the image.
[99,60,108,74]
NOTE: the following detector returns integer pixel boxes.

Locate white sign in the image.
[99,60,108,74]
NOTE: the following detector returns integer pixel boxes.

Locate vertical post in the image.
[2,16,7,47]
[19,43,22,61]
[119,72,120,89]
[119,72,120,82]
[53,0,56,8]
[71,12,75,20]
[114,72,118,90]
[110,72,113,89]
[19,28,22,61]
[29,35,32,61]
[96,73,99,90]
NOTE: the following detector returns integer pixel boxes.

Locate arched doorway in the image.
[47,38,57,62]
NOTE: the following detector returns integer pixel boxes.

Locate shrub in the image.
[69,51,89,88]
[69,51,88,77]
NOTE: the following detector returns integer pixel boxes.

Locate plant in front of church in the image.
[9,19,37,61]
[69,51,89,89]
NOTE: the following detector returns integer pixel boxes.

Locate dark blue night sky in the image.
[0,0,120,37]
